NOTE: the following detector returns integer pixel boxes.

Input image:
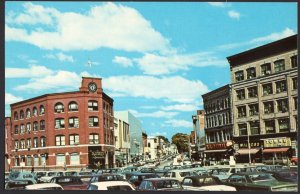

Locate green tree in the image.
[157,135,169,143]
[172,133,189,153]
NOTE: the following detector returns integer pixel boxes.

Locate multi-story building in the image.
[114,116,131,166]
[114,111,143,162]
[202,84,233,163]
[227,35,297,163]
[8,77,115,170]
[145,136,159,160]
[5,117,12,172]
[192,110,205,160]
[142,132,148,161]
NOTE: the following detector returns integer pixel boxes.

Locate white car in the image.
[87,181,135,191]
[181,176,236,191]
[25,183,63,190]
[163,169,198,182]
[40,171,64,183]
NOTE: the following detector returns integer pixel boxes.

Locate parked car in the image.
[140,167,156,173]
[5,180,34,190]
[25,183,64,190]
[64,171,79,176]
[256,164,286,172]
[8,171,37,184]
[34,171,47,183]
[101,168,123,174]
[290,156,298,165]
[163,169,198,182]
[208,165,258,181]
[127,172,160,187]
[181,175,236,191]
[163,166,172,171]
[40,171,64,183]
[87,181,135,190]
[267,169,298,183]
[49,176,88,190]
[226,172,298,191]
[122,166,139,173]
[88,173,126,185]
[137,178,184,191]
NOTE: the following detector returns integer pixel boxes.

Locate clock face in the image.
[88,82,97,93]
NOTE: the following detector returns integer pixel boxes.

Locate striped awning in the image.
[237,148,260,155]
[263,147,290,153]
[204,149,226,153]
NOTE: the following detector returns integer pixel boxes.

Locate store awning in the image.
[237,148,260,155]
[263,147,290,153]
[204,149,226,153]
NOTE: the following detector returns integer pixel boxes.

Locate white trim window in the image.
[54,103,64,113]
[68,102,78,112]
[26,108,31,118]
[33,107,38,117]
[56,135,65,146]
[55,118,65,129]
[88,101,98,111]
[89,133,99,144]
[69,134,79,145]
[89,116,99,127]
[70,153,80,165]
[69,117,79,128]
[56,154,65,166]
[34,155,39,166]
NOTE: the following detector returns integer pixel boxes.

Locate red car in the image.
[49,176,89,190]
[290,156,298,165]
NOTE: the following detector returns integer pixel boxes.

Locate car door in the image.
[182,178,194,190]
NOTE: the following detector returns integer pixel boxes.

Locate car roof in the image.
[230,172,272,175]
[91,181,132,187]
[25,183,63,189]
[143,178,179,181]
[169,169,196,172]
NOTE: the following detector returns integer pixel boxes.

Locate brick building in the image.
[8,77,115,170]
[227,35,298,164]
[5,117,13,172]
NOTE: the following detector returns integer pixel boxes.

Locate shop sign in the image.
[88,146,105,159]
[264,137,291,148]
[239,141,261,148]
[206,142,226,150]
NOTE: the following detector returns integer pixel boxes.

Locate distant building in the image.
[114,111,143,162]
[192,110,205,160]
[227,34,297,163]
[146,136,159,160]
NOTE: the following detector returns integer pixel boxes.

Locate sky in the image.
[5,1,297,140]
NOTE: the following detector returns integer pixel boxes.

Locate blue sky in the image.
[5,2,297,140]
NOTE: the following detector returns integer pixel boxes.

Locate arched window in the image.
[20,124,25,134]
[40,120,45,130]
[68,101,78,112]
[55,135,65,146]
[54,102,64,113]
[26,108,31,118]
[33,107,38,117]
[88,100,98,111]
[20,110,24,119]
[33,121,38,131]
[89,116,99,127]
[14,111,18,120]
[69,134,79,145]
[69,117,79,128]
[55,118,65,129]
[26,122,31,133]
[33,137,38,148]
[89,133,99,144]
[40,105,45,115]
[14,125,19,134]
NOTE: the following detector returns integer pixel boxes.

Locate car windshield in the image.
[9,172,20,180]
[107,185,133,191]
[37,172,47,176]
[48,172,57,176]
[249,174,276,182]
[179,171,197,177]
[156,180,182,189]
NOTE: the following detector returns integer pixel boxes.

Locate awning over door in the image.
[204,149,226,153]
[237,148,260,155]
[262,147,290,153]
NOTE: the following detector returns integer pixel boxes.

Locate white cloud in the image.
[228,10,240,20]
[103,75,209,103]
[124,109,178,119]
[164,119,192,128]
[216,28,296,51]
[113,56,133,67]
[161,104,199,112]
[44,52,74,62]
[14,71,81,92]
[5,93,24,105]
[5,65,54,78]
[208,2,227,7]
[133,52,227,75]
[5,2,171,53]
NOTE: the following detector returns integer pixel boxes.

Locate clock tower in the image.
[79,77,103,94]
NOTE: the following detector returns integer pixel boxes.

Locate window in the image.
[26,156,32,166]
[15,140,19,149]
[295,116,298,130]
[274,59,285,72]
[148,143,151,147]
[236,89,245,100]
[277,99,288,113]
[292,77,297,90]
[69,134,79,145]
[235,71,244,81]
[89,133,99,144]
[56,154,65,166]
[55,118,65,129]
[291,55,297,68]
[14,125,19,134]
[26,123,31,133]
[54,102,64,113]
[33,107,38,117]
[27,138,31,148]
[278,118,289,132]
[33,137,38,148]
[34,155,39,166]
[20,110,24,119]
[26,108,31,118]
[89,116,99,127]
[239,124,247,136]
[262,83,273,96]
[261,63,271,76]
[69,117,79,128]
[263,101,274,114]
[20,139,25,149]
[32,121,38,131]
[265,120,275,134]
[250,121,260,135]
[294,97,297,110]
[40,136,46,147]
[249,104,258,116]
[56,135,65,146]
[237,106,246,118]
[40,105,45,115]
[20,124,25,134]
[246,67,256,79]
[70,153,80,165]
[248,87,257,98]
[88,100,98,111]
[68,101,78,112]
[40,120,45,130]
[275,80,287,93]
[14,111,18,120]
